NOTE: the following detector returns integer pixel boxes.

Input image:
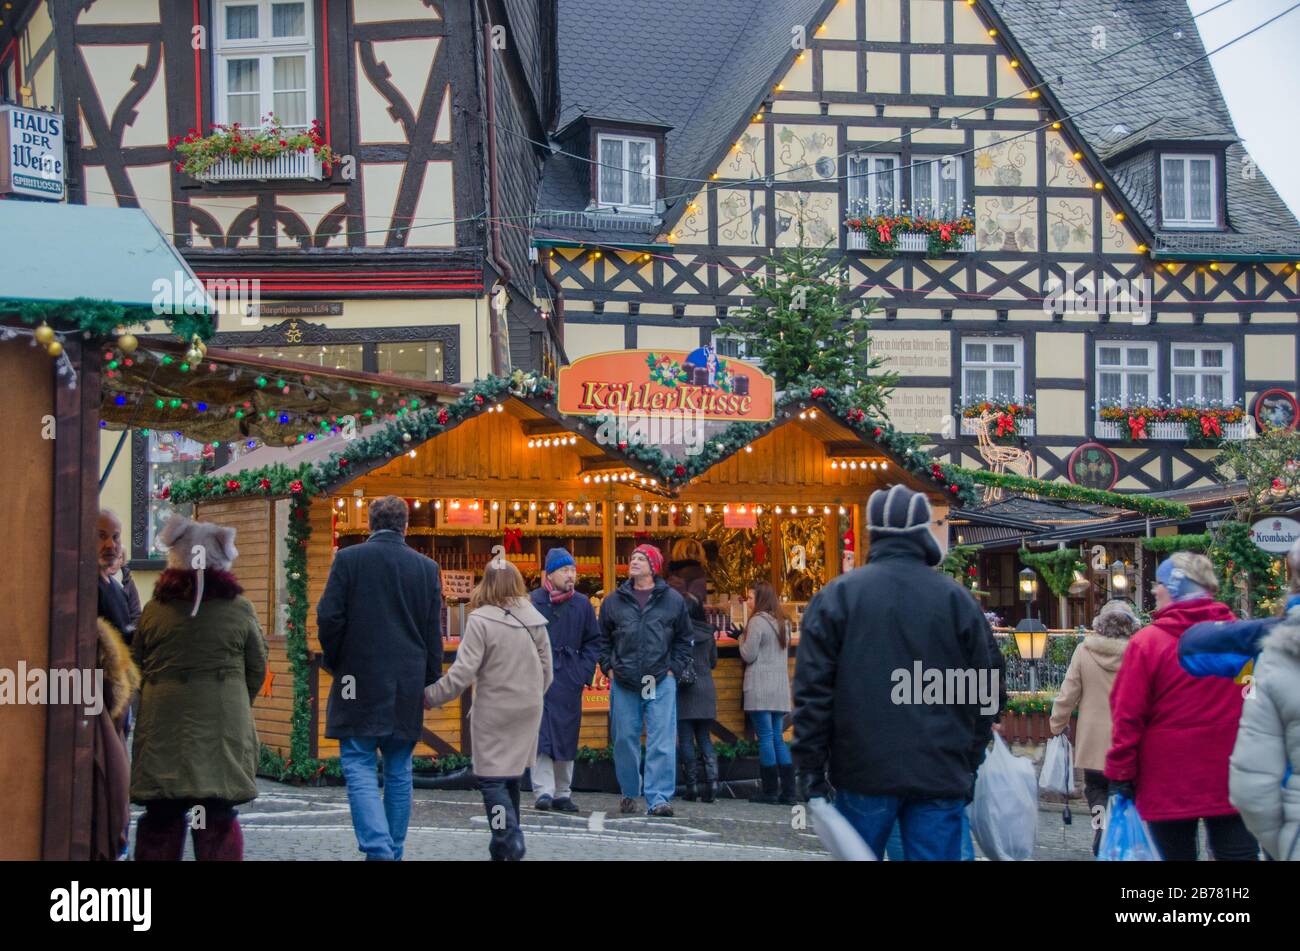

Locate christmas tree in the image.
[730,215,898,416]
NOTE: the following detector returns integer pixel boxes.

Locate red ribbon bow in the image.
[1127,415,1148,440]
[876,222,892,243]
[939,224,953,242]
[1200,415,1222,438]
[995,413,1016,438]
[503,528,522,553]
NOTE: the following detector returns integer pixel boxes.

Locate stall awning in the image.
[99,337,460,446]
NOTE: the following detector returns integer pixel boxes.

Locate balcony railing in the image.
[846,231,976,253]
[1095,418,1251,441]
[194,151,325,183]
[962,417,1035,437]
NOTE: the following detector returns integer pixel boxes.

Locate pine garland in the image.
[1140,533,1211,555]
[967,470,1191,520]
[0,296,215,342]
[1018,547,1086,598]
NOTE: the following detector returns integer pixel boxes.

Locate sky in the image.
[1189,0,1300,218]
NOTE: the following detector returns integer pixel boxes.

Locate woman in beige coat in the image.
[425,559,553,861]
[740,582,795,805]
[1049,599,1138,855]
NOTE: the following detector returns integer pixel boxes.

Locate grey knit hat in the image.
[866,484,942,566]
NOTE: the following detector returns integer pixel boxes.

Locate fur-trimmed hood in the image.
[1082,631,1129,672]
[152,567,244,604]
[96,617,140,721]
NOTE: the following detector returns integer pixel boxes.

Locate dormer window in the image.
[1161,154,1218,228]
[597,133,656,211]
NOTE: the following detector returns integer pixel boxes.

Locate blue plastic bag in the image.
[1098,792,1162,861]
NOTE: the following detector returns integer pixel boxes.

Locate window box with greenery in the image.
[844,206,976,256]
[172,116,336,183]
[960,398,1036,441]
[1096,399,1247,446]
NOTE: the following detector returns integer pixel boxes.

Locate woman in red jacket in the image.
[1105,552,1258,861]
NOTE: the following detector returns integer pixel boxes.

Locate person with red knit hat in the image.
[598,543,693,816]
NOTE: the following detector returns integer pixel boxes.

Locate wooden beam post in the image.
[601,485,616,595]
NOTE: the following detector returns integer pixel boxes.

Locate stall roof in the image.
[0,202,213,312]
[100,337,460,445]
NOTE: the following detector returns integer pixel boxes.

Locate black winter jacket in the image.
[597,577,693,691]
[792,533,1005,799]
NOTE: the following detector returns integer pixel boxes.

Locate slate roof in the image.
[538,0,828,242]
[986,0,1300,256]
[540,0,1300,257]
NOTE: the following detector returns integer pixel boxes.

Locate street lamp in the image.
[1014,617,1050,693]
[1019,566,1039,617]
[1109,558,1129,596]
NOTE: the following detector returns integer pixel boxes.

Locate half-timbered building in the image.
[536,0,1300,501]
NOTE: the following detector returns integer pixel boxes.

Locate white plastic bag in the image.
[970,733,1039,860]
[1040,733,1075,796]
[809,797,877,861]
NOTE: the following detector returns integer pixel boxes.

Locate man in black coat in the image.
[317,495,442,861]
[793,484,1004,861]
[529,547,603,813]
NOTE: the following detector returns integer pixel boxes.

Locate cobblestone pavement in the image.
[129,779,1099,861]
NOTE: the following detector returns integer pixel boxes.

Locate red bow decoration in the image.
[1127,415,1148,440]
[939,224,953,242]
[876,222,892,243]
[289,479,304,493]
[258,478,271,491]
[995,413,1016,438]
[503,528,522,553]
[1200,414,1222,438]
[225,479,241,492]
[811,387,827,398]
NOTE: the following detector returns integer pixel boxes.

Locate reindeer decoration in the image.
[971,411,1034,502]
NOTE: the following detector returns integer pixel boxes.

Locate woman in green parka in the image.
[130,514,267,861]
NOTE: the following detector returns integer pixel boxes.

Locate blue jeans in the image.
[610,675,677,809]
[339,735,416,860]
[886,807,975,861]
[837,790,967,861]
[750,710,792,767]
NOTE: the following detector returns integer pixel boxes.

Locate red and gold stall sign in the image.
[582,665,611,711]
[558,348,775,421]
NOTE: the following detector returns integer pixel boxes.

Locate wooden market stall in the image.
[192,379,957,769]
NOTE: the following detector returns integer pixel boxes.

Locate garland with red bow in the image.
[1127,414,1148,441]
[502,527,523,553]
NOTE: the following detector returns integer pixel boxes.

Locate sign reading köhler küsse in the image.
[1249,516,1300,554]
[0,105,65,200]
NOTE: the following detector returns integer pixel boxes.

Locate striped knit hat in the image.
[866,484,942,566]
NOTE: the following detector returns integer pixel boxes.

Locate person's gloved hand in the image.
[1109,779,1136,800]
[798,769,832,802]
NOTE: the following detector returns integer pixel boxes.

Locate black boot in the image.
[700,740,719,803]
[749,765,780,804]
[683,782,698,802]
[481,779,524,861]
[777,764,798,805]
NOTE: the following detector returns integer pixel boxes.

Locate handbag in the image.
[675,639,698,686]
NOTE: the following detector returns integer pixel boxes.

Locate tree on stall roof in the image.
[730,210,899,417]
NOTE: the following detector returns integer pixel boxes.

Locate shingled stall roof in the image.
[986,0,1300,258]
[537,0,828,244]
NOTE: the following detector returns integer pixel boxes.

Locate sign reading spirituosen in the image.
[558,348,775,421]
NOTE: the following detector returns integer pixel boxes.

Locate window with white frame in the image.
[1160,154,1218,228]
[912,155,963,217]
[962,337,1023,402]
[214,0,314,129]
[1172,343,1232,404]
[848,154,899,216]
[596,134,656,210]
[1096,342,1156,408]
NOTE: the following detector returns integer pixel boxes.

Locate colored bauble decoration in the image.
[185,346,203,364]
[35,323,55,346]
[116,332,139,354]
[402,432,412,443]
[46,340,64,358]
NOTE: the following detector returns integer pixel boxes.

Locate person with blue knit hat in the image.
[528,546,602,812]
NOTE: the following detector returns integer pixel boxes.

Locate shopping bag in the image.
[1040,733,1075,796]
[970,734,1039,860]
[809,797,877,861]
[1098,792,1162,861]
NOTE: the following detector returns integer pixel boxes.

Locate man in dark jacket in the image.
[793,484,1005,860]
[598,544,692,817]
[530,547,603,813]
[317,495,442,861]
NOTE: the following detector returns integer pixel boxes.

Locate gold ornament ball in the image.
[185,346,204,364]
[117,333,139,354]
[35,324,55,345]
[47,340,64,358]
